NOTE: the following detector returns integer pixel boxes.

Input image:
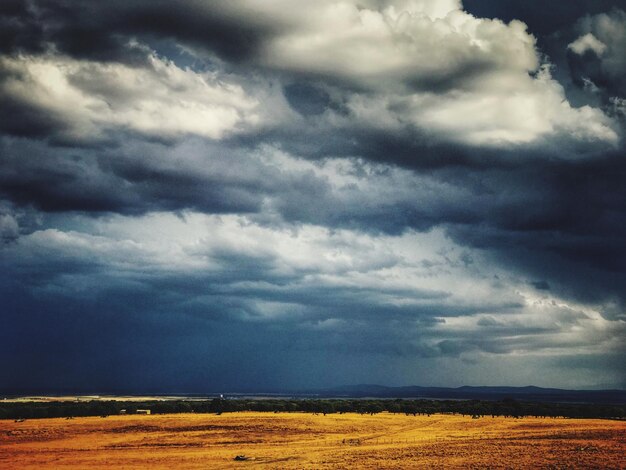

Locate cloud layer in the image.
[1,0,624,391]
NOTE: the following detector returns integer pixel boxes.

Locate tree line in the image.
[1,397,624,420]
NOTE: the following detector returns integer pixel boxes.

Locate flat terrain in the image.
[1,412,624,469]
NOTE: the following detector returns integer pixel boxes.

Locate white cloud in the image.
[335,65,618,148]
[406,66,618,146]
[3,210,621,359]
[235,0,617,148]
[3,211,494,301]
[568,33,607,56]
[1,1,618,150]
[0,51,285,141]
[0,212,19,242]
[610,96,626,117]
[572,9,626,93]
[261,1,537,88]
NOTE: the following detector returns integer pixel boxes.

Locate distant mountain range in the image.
[2,384,624,405]
[312,384,626,404]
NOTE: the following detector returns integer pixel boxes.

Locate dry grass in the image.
[1,412,624,469]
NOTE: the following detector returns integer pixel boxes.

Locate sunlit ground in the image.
[1,412,625,469]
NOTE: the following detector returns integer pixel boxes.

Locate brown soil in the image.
[1,412,624,469]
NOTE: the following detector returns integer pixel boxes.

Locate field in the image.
[1,412,625,469]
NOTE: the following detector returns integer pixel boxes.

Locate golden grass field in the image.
[1,412,625,469]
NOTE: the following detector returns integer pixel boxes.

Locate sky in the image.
[0,0,625,393]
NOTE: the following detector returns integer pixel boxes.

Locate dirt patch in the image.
[1,413,624,469]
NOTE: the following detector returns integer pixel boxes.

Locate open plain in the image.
[1,412,624,469]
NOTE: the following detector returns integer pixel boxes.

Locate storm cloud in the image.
[1,0,624,392]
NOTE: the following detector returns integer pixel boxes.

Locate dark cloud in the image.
[463,0,623,35]
[2,131,625,312]
[284,82,334,117]
[567,9,626,99]
[0,0,45,55]
[0,0,275,63]
[0,100,56,139]
[0,232,571,392]
[0,0,625,392]
[0,138,280,214]
[531,281,551,291]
